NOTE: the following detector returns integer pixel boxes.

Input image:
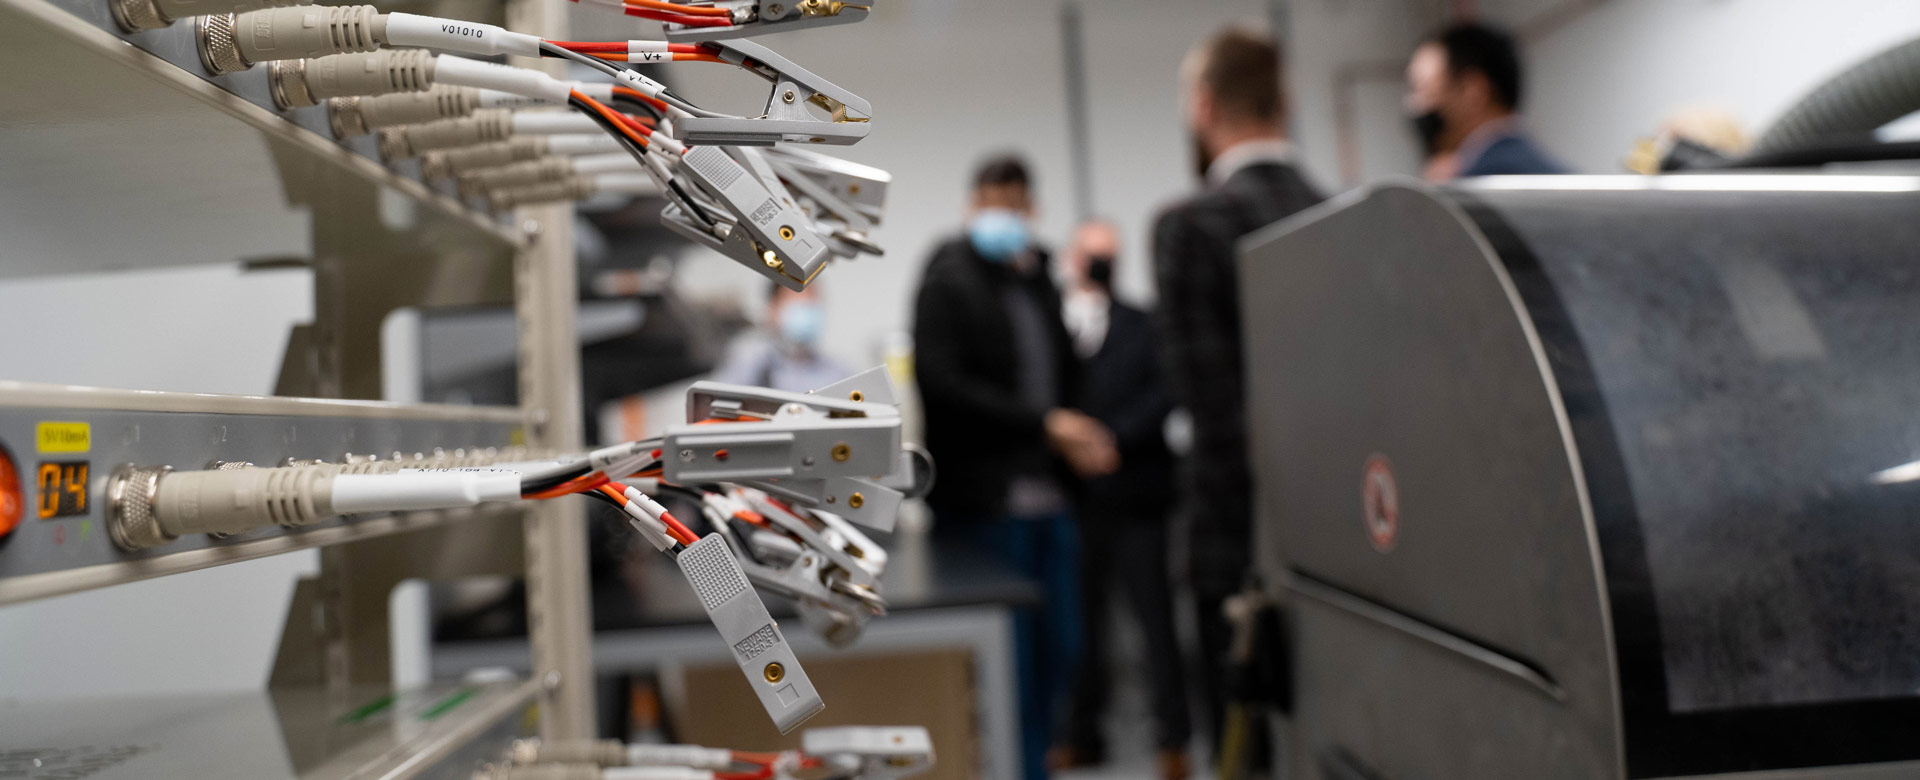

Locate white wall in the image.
[1526,0,1920,173]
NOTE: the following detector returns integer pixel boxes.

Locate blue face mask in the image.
[968,209,1031,263]
[778,301,826,347]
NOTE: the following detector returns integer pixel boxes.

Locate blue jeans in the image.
[936,510,1083,780]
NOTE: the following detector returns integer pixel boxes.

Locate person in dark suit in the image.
[1405,21,1569,179]
[1054,220,1193,780]
[912,154,1117,780]
[1151,27,1325,765]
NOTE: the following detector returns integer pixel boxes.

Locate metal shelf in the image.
[0,382,528,606]
[0,679,540,780]
[0,0,526,280]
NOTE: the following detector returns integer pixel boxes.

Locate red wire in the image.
[659,510,699,546]
[549,40,628,52]
[622,7,734,26]
[625,0,732,16]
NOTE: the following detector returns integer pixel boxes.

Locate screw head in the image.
[849,390,864,402]
[782,89,796,104]
[831,443,851,462]
[679,449,696,462]
[849,492,865,508]
[763,662,785,683]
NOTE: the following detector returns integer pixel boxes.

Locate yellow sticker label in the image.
[36,422,90,454]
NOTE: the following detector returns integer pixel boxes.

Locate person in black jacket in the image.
[1152,27,1325,766]
[1054,220,1192,780]
[912,155,1116,780]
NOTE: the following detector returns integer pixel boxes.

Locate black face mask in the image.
[1190,134,1214,180]
[1086,255,1114,288]
[1411,109,1446,156]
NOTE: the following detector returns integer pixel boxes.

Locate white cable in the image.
[384,12,542,58]
[604,768,715,780]
[433,55,570,102]
[331,471,521,514]
[511,112,602,135]
[548,134,627,156]
[594,173,660,195]
[624,745,732,770]
[574,152,647,176]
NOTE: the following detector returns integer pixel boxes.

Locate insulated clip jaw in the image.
[669,39,873,147]
[765,146,890,259]
[660,370,902,484]
[661,0,874,43]
[670,145,832,290]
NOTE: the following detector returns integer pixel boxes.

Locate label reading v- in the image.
[36,422,90,454]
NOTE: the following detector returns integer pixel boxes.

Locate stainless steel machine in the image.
[1240,177,1920,780]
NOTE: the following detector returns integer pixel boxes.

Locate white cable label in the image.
[386,13,542,58]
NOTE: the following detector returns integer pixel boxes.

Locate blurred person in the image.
[912,154,1117,780]
[714,281,850,393]
[1153,26,1324,765]
[1405,21,1567,179]
[1054,220,1192,780]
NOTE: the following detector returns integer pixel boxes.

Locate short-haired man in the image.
[1152,26,1324,762]
[913,154,1116,780]
[1405,21,1567,179]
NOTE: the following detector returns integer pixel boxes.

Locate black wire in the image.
[521,461,594,495]
[610,94,663,121]
[548,43,721,229]
[580,487,623,508]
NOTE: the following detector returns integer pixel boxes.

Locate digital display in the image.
[36,461,88,519]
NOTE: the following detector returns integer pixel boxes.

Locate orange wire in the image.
[571,90,650,149]
[525,472,610,500]
[624,0,731,16]
[595,484,629,505]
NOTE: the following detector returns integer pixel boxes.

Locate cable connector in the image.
[104,462,519,550]
[199,6,540,75]
[270,49,435,110]
[421,138,547,180]
[198,5,385,75]
[111,0,305,33]
[486,173,656,209]
[380,110,603,160]
[330,88,479,139]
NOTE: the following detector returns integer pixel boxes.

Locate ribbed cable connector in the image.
[330,87,480,138]
[461,157,575,195]
[198,5,386,75]
[106,462,343,550]
[510,739,625,768]
[421,138,544,180]
[111,0,305,33]
[378,109,512,161]
[488,177,595,210]
[271,49,437,110]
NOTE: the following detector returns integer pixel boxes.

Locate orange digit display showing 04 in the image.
[36,461,88,519]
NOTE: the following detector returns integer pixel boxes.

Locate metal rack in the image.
[0,0,597,772]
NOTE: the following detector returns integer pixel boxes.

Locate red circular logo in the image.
[1362,454,1398,553]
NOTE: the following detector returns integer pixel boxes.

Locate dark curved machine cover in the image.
[1238,179,1920,779]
